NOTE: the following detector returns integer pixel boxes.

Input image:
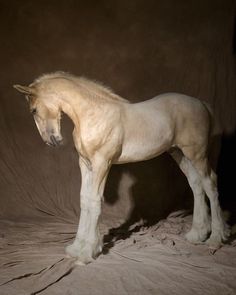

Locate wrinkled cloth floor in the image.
[0,212,235,295]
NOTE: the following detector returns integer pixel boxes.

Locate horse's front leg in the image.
[66,155,110,265]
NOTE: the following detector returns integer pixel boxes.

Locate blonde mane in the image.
[34,71,129,103]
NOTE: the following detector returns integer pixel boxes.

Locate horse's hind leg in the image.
[169,149,211,243]
[182,146,230,249]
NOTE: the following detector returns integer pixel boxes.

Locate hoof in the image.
[65,240,102,265]
[205,227,230,250]
[65,244,94,265]
[205,236,222,250]
[74,256,94,266]
[65,242,83,258]
[185,227,209,244]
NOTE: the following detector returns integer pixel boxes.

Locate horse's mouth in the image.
[46,135,63,147]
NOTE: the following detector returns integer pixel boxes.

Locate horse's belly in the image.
[116,146,164,164]
[115,132,173,164]
[114,100,175,164]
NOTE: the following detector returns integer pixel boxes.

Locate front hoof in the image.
[206,225,231,249]
[185,228,209,244]
[65,244,94,265]
[65,242,83,258]
[74,255,94,266]
[205,235,222,250]
[93,242,102,258]
[65,240,101,265]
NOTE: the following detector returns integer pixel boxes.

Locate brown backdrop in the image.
[0,1,236,294]
[0,0,235,224]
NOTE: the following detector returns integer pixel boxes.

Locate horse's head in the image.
[13,84,63,147]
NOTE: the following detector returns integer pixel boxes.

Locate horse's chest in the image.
[72,129,93,159]
[72,122,123,161]
[72,131,83,154]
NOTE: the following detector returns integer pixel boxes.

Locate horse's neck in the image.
[58,90,98,129]
[58,83,124,129]
[59,92,82,128]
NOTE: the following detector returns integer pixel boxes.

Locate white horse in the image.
[14,72,229,265]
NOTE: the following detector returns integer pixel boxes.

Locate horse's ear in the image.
[13,84,34,96]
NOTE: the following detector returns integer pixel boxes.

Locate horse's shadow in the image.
[217,131,236,225]
[103,153,192,253]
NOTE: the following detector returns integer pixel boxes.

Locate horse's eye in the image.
[31,108,37,115]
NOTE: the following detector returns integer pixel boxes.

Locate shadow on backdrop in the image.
[217,130,236,225]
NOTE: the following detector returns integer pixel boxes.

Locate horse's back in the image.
[117,93,212,164]
[142,93,208,111]
[132,93,211,127]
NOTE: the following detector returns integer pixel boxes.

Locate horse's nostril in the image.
[50,135,58,146]
[50,135,63,146]
[58,138,63,145]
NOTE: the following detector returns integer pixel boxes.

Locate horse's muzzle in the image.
[47,135,63,147]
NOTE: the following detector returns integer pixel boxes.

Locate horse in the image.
[14,72,230,265]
